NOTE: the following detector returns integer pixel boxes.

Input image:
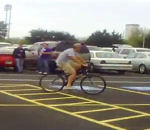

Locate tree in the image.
[0,21,7,39]
[86,30,124,47]
[127,28,150,48]
[127,28,143,47]
[26,29,77,43]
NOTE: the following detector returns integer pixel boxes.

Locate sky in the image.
[0,0,150,38]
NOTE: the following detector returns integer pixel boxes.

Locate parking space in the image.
[0,73,150,130]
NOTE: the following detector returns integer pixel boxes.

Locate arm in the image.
[71,56,86,66]
[41,52,52,55]
[76,56,87,64]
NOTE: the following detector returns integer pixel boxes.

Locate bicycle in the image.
[39,64,106,95]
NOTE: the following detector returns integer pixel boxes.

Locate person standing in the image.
[39,43,52,75]
[13,43,26,73]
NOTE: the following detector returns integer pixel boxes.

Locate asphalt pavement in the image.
[0,71,150,130]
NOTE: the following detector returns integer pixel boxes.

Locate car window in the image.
[135,53,146,58]
[120,49,132,55]
[127,53,136,58]
[90,52,94,58]
[136,49,150,52]
[96,52,120,58]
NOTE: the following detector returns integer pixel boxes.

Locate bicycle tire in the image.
[39,75,65,92]
[80,74,106,95]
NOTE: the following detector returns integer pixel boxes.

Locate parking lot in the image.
[0,72,150,130]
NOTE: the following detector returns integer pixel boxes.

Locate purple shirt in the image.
[40,48,52,59]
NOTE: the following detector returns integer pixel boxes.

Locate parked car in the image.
[0,41,90,71]
[0,54,15,69]
[118,48,150,58]
[0,42,11,48]
[127,52,150,74]
[0,41,60,69]
[87,46,101,51]
[90,51,132,74]
[99,47,114,52]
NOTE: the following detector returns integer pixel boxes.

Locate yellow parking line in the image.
[108,86,150,96]
[0,86,29,88]
[74,108,118,114]
[33,97,75,101]
[48,102,90,107]
[0,104,38,106]
[100,115,146,123]
[17,93,58,96]
[0,90,126,130]
[113,104,150,106]
[0,83,26,86]
[28,84,150,116]
[3,88,41,92]
[69,103,103,107]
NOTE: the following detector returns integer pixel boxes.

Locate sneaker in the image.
[43,72,48,75]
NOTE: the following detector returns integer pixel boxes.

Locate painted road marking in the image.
[0,90,126,130]
[48,102,91,107]
[0,83,150,129]
[3,88,41,92]
[100,114,146,123]
[1,78,150,84]
[29,84,150,116]
[17,92,58,96]
[123,87,150,91]
[74,108,118,114]
[113,104,150,106]
[108,86,150,96]
[0,104,38,106]
[33,97,75,101]
[0,73,150,79]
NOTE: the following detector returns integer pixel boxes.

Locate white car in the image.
[90,51,132,74]
[127,52,150,74]
[118,48,150,58]
[99,47,114,52]
[0,42,11,48]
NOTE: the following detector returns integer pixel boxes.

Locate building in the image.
[125,24,140,39]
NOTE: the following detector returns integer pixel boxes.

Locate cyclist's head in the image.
[73,43,82,52]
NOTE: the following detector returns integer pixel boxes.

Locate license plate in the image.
[5,61,13,64]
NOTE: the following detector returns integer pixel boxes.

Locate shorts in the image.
[58,60,81,74]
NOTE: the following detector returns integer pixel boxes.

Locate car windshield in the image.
[137,49,150,52]
[96,52,121,58]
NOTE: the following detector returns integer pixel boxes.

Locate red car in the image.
[0,54,16,69]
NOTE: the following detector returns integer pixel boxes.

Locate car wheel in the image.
[139,64,147,74]
[89,63,95,72]
[118,70,125,75]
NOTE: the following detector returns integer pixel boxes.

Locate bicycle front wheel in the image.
[80,74,106,95]
[39,75,65,92]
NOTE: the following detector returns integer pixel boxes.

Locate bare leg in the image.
[67,72,76,87]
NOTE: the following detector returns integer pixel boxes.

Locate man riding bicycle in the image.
[56,43,87,88]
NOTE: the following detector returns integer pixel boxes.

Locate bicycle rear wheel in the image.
[80,74,106,95]
[39,75,65,92]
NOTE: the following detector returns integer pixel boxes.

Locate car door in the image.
[131,53,146,70]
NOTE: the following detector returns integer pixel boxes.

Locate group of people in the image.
[13,43,53,74]
[13,43,87,88]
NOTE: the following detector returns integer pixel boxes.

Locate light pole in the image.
[4,4,12,39]
[142,28,149,48]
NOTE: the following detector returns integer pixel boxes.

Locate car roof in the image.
[90,50,114,53]
[0,42,11,45]
[121,48,149,50]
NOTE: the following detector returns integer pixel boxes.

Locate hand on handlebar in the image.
[82,63,88,67]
